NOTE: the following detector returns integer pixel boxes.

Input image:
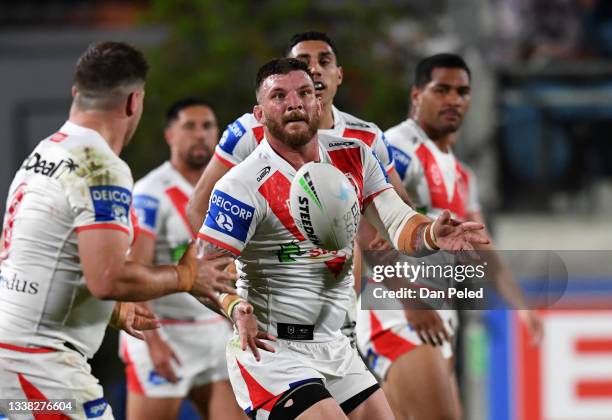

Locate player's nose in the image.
[285,91,304,110]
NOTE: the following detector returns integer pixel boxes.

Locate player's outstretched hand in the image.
[404,308,450,347]
[178,242,238,306]
[233,301,276,361]
[109,302,160,340]
[145,332,182,383]
[433,210,489,254]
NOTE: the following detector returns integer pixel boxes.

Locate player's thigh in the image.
[125,392,182,420]
[384,345,457,420]
[188,379,245,420]
[295,398,347,420]
[346,388,394,420]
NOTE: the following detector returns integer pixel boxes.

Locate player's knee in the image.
[268,379,332,420]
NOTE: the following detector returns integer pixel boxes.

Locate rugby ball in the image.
[289,162,360,251]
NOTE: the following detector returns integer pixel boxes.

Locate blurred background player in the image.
[0,42,237,419]
[120,97,243,420]
[357,53,543,420]
[186,30,410,231]
[196,58,488,420]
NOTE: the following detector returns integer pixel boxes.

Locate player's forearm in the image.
[93,262,185,301]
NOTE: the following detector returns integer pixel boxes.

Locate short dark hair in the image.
[414,53,471,88]
[74,41,149,110]
[165,97,213,128]
[255,58,313,94]
[284,31,339,60]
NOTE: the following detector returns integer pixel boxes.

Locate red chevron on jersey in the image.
[327,147,364,205]
[236,358,280,411]
[324,255,347,279]
[369,311,416,361]
[415,144,469,219]
[259,172,305,241]
[253,126,264,144]
[342,128,376,147]
[165,186,196,237]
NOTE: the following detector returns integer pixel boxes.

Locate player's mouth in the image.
[314,81,326,95]
[283,113,308,126]
[440,109,461,120]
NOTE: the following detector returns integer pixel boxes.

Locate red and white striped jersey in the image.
[199,134,392,342]
[0,121,134,358]
[214,106,395,172]
[385,119,480,220]
[132,161,222,321]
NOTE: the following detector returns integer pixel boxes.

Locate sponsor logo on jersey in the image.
[345,121,370,129]
[89,185,132,223]
[219,119,246,155]
[21,152,79,179]
[277,241,305,263]
[329,141,355,148]
[297,196,321,246]
[256,166,271,182]
[133,194,159,231]
[390,145,412,179]
[205,190,254,242]
[0,273,39,295]
[83,398,108,418]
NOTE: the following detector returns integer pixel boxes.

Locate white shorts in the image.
[227,333,378,419]
[120,316,232,398]
[0,343,113,419]
[356,309,457,380]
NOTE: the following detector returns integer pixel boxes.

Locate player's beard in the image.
[266,110,319,149]
[183,145,212,170]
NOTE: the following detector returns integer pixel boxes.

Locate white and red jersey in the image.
[199,134,392,342]
[385,119,480,220]
[214,106,395,172]
[132,161,222,321]
[0,121,134,358]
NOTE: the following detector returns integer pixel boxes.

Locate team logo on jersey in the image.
[205,190,254,242]
[83,398,108,418]
[277,241,305,263]
[219,119,246,154]
[256,166,271,182]
[390,146,412,179]
[89,185,132,223]
[21,152,79,179]
[429,164,443,186]
[133,194,159,231]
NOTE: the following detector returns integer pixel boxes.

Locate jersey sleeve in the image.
[371,129,395,173]
[214,114,261,167]
[69,160,134,235]
[197,176,260,256]
[131,178,162,238]
[362,148,393,209]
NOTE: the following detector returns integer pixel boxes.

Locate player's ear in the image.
[253,105,264,124]
[125,92,137,117]
[336,65,343,86]
[410,86,421,110]
[71,85,77,98]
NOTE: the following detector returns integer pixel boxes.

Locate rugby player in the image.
[357,53,543,420]
[0,42,236,419]
[186,31,410,231]
[196,58,489,419]
[120,98,243,419]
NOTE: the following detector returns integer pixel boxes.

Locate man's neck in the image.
[266,135,320,171]
[69,108,125,155]
[170,158,204,186]
[414,118,453,153]
[317,100,335,129]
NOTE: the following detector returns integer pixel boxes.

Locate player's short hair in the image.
[414,53,471,88]
[284,31,339,61]
[74,41,149,111]
[165,97,213,128]
[255,58,313,97]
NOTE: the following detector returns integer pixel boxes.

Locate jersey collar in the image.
[60,121,114,154]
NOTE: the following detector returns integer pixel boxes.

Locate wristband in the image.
[220,293,242,321]
[173,264,194,292]
[423,222,439,251]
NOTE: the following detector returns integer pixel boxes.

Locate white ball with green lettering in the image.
[289,162,360,251]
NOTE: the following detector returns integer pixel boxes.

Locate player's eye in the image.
[320,58,331,66]
[203,121,216,130]
[184,122,195,130]
[272,92,285,100]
